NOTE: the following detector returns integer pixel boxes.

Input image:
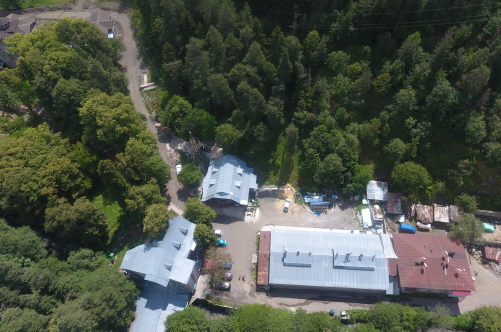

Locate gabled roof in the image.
[201,154,257,205]
[120,216,196,288]
[367,180,388,201]
[268,228,390,291]
[392,234,475,292]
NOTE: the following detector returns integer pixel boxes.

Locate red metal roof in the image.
[257,231,271,285]
[484,244,501,263]
[388,258,398,276]
[452,290,471,296]
[392,234,475,292]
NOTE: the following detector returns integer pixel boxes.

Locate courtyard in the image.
[200,197,501,314]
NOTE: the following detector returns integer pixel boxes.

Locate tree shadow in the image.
[176,185,192,203]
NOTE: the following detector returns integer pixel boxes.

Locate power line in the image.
[263,17,491,31]
[263,12,492,29]
[265,1,499,17]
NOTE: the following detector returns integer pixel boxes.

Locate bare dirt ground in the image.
[207,198,467,314]
[208,197,362,309]
[483,226,501,242]
[459,257,501,312]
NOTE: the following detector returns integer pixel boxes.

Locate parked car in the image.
[217,262,232,269]
[214,230,222,237]
[199,145,211,153]
[283,198,291,212]
[176,165,182,175]
[341,311,347,320]
[218,239,227,246]
[400,223,417,234]
[223,272,233,281]
[215,282,231,291]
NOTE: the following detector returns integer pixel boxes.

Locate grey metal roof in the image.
[201,154,257,205]
[367,180,388,201]
[120,216,196,287]
[130,282,189,332]
[268,229,389,291]
[379,234,398,259]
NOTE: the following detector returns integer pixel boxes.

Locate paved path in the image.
[110,12,185,211]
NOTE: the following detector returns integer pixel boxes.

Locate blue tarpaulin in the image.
[332,195,339,199]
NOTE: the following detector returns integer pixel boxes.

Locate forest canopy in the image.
[130,0,501,209]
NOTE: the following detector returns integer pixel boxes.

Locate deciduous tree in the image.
[143,203,169,238]
[194,224,217,251]
[44,197,108,248]
[449,213,483,246]
[183,198,216,225]
[80,92,144,152]
[178,164,204,187]
[391,162,430,194]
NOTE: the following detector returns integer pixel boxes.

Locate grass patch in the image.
[253,135,300,187]
[91,194,123,237]
[205,294,230,306]
[167,209,178,219]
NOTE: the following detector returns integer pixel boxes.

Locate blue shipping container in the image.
[400,223,417,234]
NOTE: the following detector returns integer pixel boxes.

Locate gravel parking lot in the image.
[207,197,361,306]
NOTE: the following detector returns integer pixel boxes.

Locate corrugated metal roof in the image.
[120,216,196,288]
[392,234,475,292]
[303,195,325,204]
[449,205,464,222]
[386,193,403,214]
[379,234,398,259]
[257,231,271,285]
[268,229,389,291]
[201,155,257,205]
[413,204,434,223]
[130,283,189,332]
[484,244,501,263]
[362,209,372,227]
[433,204,450,223]
[367,181,388,201]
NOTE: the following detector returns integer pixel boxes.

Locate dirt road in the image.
[110,12,185,211]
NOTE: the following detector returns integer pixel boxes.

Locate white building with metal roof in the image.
[366,180,388,201]
[201,154,257,206]
[266,227,394,293]
[120,216,200,332]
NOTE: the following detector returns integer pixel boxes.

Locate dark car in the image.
[199,145,211,153]
[223,272,233,281]
[215,282,231,291]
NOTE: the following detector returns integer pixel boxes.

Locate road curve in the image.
[111,12,185,211]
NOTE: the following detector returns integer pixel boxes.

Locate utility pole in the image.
[291,5,298,36]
